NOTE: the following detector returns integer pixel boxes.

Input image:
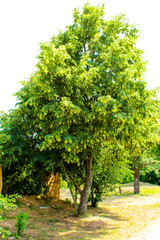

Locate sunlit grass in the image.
[105,182,160,197]
[140,187,160,195]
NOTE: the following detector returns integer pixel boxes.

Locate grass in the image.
[59,228,66,232]
[106,182,160,197]
[28,224,40,229]
[140,186,160,195]
[49,217,55,223]
[29,204,35,210]
[49,226,55,231]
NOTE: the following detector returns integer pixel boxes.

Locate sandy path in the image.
[130,218,160,240]
[60,189,160,207]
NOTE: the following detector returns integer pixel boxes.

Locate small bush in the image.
[16,211,29,236]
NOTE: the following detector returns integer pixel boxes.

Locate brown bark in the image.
[78,151,92,215]
[43,172,61,200]
[0,165,2,194]
[133,156,140,194]
[134,166,140,194]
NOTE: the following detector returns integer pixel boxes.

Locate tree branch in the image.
[63,163,82,194]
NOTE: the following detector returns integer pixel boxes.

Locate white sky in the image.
[0,0,160,112]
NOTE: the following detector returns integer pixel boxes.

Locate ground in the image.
[1,182,160,239]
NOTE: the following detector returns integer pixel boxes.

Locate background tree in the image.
[124,96,160,193]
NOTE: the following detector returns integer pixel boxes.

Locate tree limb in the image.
[63,163,82,194]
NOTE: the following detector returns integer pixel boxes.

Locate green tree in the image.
[125,96,160,193]
[1,3,159,214]
[0,111,41,194]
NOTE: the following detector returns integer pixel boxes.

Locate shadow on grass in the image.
[51,206,127,240]
[95,207,126,221]
[53,221,118,240]
[6,196,129,240]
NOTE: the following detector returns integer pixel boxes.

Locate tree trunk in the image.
[133,156,140,194]
[0,165,2,194]
[134,166,140,194]
[90,189,97,207]
[43,172,61,200]
[79,152,92,215]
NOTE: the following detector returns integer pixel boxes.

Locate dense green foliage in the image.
[0,3,159,213]
[0,111,60,195]
[2,162,44,195]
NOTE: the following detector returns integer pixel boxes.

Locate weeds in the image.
[54,205,63,211]
[28,224,38,229]
[16,211,29,236]
[49,217,55,223]
[40,229,47,237]
[49,226,55,231]
[29,204,34,210]
[59,228,66,232]
[65,198,71,205]
[47,233,54,237]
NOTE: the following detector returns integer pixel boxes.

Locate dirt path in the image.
[130,218,160,240]
[102,194,160,206]
[60,189,160,207]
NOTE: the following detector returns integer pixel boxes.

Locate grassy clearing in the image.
[106,182,160,196]
[1,183,160,239]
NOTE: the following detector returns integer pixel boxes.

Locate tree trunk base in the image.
[43,172,61,200]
